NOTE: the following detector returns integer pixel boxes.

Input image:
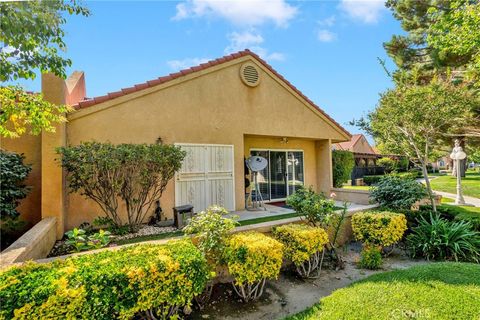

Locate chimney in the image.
[40,71,86,238]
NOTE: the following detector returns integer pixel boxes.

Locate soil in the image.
[48,224,179,257]
[187,242,426,320]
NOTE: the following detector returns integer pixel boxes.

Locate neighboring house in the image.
[333,134,394,183]
[432,156,450,171]
[3,49,350,238]
[333,134,380,167]
[333,134,376,155]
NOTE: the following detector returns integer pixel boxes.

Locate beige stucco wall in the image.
[48,56,348,230]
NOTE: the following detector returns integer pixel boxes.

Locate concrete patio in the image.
[232,201,378,221]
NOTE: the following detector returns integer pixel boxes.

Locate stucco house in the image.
[3,49,351,238]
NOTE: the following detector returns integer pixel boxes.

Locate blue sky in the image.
[13,0,403,137]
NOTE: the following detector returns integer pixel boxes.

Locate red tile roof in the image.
[74,49,351,138]
[333,134,362,151]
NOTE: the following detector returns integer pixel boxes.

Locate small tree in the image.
[0,150,31,220]
[360,80,477,212]
[57,142,186,231]
[332,150,355,188]
[0,1,89,138]
[286,187,335,227]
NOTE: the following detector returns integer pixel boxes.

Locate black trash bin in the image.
[173,205,194,229]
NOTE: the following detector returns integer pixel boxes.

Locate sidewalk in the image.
[434,190,480,207]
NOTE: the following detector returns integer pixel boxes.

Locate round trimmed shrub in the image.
[0,239,210,319]
[223,231,283,301]
[273,224,329,278]
[351,211,407,247]
[359,245,383,270]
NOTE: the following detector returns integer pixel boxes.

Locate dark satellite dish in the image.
[246,156,268,172]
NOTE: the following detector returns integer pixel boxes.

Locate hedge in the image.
[362,175,383,186]
[351,211,407,247]
[0,240,210,319]
[332,150,354,188]
[273,224,328,277]
[224,232,283,301]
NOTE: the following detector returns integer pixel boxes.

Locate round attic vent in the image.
[240,63,260,87]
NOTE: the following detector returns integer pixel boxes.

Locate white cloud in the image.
[317,29,336,42]
[339,0,385,24]
[166,57,211,71]
[224,31,285,62]
[225,31,263,52]
[318,15,336,27]
[173,0,298,27]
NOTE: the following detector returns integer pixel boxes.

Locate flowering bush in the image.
[286,187,335,227]
[273,224,329,278]
[183,205,238,264]
[223,232,283,301]
[351,211,407,247]
[0,239,210,320]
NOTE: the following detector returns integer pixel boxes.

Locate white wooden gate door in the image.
[175,144,235,212]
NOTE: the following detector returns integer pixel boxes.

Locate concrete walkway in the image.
[232,202,378,221]
[433,190,480,207]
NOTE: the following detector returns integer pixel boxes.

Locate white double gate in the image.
[175,143,235,212]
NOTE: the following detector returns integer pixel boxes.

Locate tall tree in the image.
[0,1,89,138]
[360,80,477,211]
[384,0,479,84]
[428,0,480,88]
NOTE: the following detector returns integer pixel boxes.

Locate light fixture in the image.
[281,137,289,144]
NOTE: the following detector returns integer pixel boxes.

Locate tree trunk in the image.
[420,161,437,212]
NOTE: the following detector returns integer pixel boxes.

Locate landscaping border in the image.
[331,188,371,205]
[0,217,56,269]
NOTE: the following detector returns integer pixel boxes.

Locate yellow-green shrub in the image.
[223,232,283,301]
[273,224,328,266]
[224,232,283,285]
[0,239,210,320]
[351,211,407,247]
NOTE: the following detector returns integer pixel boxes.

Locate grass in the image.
[428,171,480,198]
[238,212,301,226]
[342,185,370,191]
[286,262,480,320]
[441,197,454,203]
[114,230,184,245]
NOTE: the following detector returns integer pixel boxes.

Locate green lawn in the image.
[114,230,184,245]
[429,171,480,198]
[286,262,480,320]
[341,185,370,191]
